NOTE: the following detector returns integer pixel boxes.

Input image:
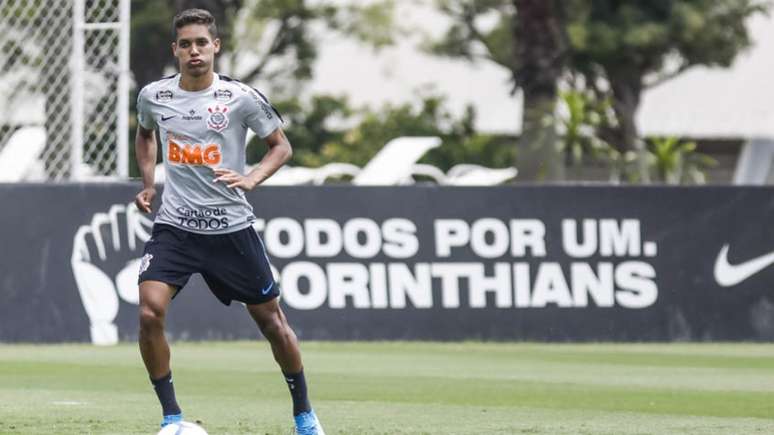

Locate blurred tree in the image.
[552,88,719,184]
[646,136,717,184]
[431,0,766,182]
[564,0,766,181]
[431,0,567,180]
[553,87,616,169]
[224,0,395,97]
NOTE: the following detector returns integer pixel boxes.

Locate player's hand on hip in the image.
[213,168,257,191]
[135,187,156,213]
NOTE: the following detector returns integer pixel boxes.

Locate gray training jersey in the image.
[136,73,282,234]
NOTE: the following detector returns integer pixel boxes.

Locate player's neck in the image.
[179,71,215,92]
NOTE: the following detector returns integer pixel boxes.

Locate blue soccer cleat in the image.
[161,413,184,428]
[294,409,325,435]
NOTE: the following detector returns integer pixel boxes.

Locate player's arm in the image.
[213,127,292,191]
[134,125,158,213]
[246,128,293,186]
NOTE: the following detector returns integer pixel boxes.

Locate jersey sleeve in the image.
[136,87,157,130]
[243,88,283,139]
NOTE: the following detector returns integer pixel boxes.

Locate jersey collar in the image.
[174,73,220,96]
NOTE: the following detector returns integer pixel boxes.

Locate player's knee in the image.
[138,303,165,332]
[259,314,289,342]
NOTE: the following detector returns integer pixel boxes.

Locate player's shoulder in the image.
[137,74,178,102]
[217,74,272,104]
[216,74,284,123]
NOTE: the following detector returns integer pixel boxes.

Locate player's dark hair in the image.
[172,8,218,40]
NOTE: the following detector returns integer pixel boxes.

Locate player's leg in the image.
[202,228,324,434]
[139,280,175,377]
[137,224,196,427]
[139,280,183,426]
[200,226,324,434]
[246,299,302,372]
[246,300,324,435]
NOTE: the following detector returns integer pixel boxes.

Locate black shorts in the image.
[138,224,280,305]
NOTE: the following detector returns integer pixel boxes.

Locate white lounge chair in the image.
[353,137,442,185]
[409,163,447,184]
[445,164,517,185]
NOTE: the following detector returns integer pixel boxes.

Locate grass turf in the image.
[1,341,773,434]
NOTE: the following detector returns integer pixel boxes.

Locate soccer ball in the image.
[157,421,208,435]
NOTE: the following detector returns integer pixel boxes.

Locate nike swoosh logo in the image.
[261,282,273,295]
[714,244,774,287]
[161,115,176,121]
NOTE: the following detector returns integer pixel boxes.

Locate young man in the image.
[133,9,324,435]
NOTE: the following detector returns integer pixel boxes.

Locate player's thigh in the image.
[201,227,279,306]
[138,224,197,301]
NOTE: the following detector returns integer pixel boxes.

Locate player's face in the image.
[172,24,220,78]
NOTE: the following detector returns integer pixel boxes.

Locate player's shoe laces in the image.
[161,413,183,428]
[294,410,325,435]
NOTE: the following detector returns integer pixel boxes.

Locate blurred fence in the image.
[0,0,129,181]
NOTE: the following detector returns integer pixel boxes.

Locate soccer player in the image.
[133,9,324,435]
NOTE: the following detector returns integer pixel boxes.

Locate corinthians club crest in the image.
[207,104,230,132]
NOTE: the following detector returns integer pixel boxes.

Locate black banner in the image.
[1,184,773,343]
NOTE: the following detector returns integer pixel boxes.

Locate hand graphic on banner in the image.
[71,203,154,345]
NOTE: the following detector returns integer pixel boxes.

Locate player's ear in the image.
[171,41,178,58]
[213,38,221,54]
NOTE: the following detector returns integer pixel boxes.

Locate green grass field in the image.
[1,342,774,434]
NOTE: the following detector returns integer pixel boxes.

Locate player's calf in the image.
[246,302,322,432]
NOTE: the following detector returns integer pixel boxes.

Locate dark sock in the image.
[151,371,182,417]
[283,370,311,416]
